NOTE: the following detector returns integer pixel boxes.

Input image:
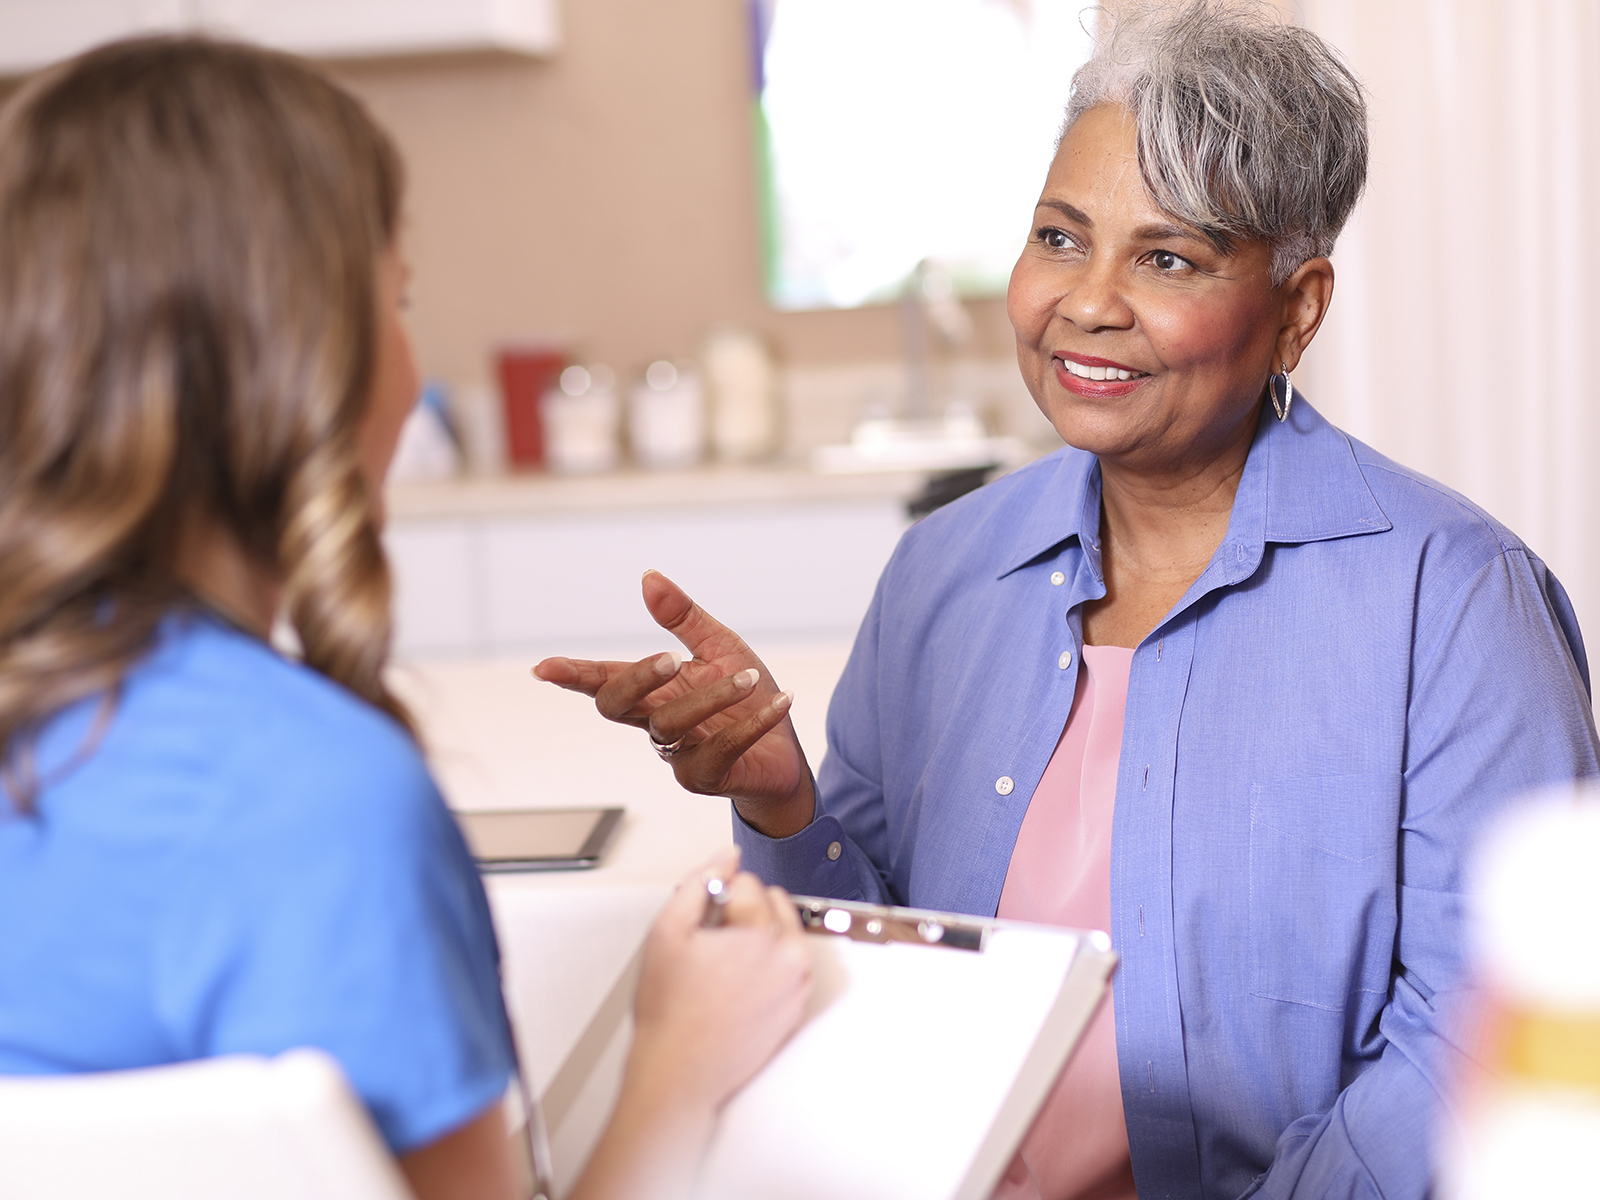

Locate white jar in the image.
[541,365,620,474]
[628,359,704,470]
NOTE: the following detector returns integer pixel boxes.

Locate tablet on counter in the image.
[452,806,624,873]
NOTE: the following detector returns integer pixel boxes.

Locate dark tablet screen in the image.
[452,807,624,872]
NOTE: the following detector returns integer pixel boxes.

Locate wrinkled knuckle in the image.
[595,687,629,722]
[690,756,733,795]
[675,763,716,795]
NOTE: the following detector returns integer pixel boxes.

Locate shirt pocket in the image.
[1248,773,1400,1010]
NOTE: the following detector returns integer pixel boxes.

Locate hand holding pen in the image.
[564,857,810,1200]
[626,847,811,1117]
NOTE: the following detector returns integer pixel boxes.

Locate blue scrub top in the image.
[0,612,514,1155]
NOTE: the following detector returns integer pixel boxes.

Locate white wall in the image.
[1293,0,1600,648]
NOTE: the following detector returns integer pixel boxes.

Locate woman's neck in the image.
[1082,410,1257,649]
[1097,453,1245,580]
[175,519,282,638]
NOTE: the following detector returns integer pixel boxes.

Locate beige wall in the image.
[330,0,1021,395]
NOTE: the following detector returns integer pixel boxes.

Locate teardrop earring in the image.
[1270,363,1294,422]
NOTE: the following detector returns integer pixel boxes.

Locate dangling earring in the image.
[1270,363,1294,422]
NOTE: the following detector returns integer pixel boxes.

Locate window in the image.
[752,0,1096,310]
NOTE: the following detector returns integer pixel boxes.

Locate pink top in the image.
[991,644,1138,1200]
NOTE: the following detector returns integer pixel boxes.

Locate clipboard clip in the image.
[792,896,988,952]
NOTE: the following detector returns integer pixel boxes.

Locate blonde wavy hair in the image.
[0,38,412,806]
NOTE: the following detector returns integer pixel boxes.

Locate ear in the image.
[1275,257,1335,373]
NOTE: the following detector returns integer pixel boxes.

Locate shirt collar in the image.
[995,396,1391,583]
[995,446,1104,581]
[1249,392,1392,545]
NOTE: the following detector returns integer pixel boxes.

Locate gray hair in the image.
[1065,0,1368,284]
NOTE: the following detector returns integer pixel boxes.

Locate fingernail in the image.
[733,668,759,689]
[773,690,793,712]
[642,568,660,580]
[655,651,683,675]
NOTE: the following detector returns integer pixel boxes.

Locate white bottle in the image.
[388,382,461,483]
[1442,789,1600,1199]
[703,328,780,463]
[628,359,704,470]
[450,381,508,477]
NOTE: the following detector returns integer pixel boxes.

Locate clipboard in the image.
[536,895,1117,1200]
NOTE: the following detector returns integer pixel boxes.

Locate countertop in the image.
[386,464,930,521]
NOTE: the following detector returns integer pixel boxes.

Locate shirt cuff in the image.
[731,804,875,901]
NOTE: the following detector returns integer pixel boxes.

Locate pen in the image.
[701,875,731,928]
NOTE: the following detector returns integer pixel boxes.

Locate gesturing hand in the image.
[533,570,817,838]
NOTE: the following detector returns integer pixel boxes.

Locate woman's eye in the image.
[1038,226,1073,250]
[1151,250,1190,272]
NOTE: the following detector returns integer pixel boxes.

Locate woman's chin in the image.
[1041,394,1157,459]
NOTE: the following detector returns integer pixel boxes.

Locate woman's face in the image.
[1007,104,1285,474]
[358,245,419,499]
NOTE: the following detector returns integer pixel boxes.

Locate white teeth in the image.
[1062,359,1142,382]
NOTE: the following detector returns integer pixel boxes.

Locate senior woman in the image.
[538,3,1600,1198]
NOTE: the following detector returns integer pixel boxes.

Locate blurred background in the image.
[1,0,1596,670]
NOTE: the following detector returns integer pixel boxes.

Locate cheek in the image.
[386,321,421,424]
[361,317,420,482]
[1006,256,1052,345]
[1142,291,1272,374]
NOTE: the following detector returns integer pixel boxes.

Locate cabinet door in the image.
[0,0,558,78]
[0,0,185,76]
[478,500,910,656]
[386,519,484,657]
[196,0,558,58]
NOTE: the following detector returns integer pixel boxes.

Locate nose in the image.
[1056,254,1134,333]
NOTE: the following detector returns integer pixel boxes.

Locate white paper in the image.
[694,923,1110,1200]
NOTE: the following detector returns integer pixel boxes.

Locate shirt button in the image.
[826,841,842,861]
[995,776,1015,795]
[1050,571,1065,586]
[1058,649,1074,670]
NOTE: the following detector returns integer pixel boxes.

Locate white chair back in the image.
[0,1048,413,1200]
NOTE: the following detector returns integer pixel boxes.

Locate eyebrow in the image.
[1036,198,1092,225]
[1035,198,1210,247]
[1132,222,1209,245]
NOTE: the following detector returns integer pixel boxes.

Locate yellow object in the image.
[1501,1008,1600,1092]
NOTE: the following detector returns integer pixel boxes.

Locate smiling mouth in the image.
[1057,356,1149,383]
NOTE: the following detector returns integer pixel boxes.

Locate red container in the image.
[496,346,566,469]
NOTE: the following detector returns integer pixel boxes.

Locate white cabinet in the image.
[0,0,182,77]
[198,0,558,60]
[0,0,559,77]
[383,469,919,660]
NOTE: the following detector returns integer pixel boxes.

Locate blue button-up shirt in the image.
[737,399,1599,1200]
